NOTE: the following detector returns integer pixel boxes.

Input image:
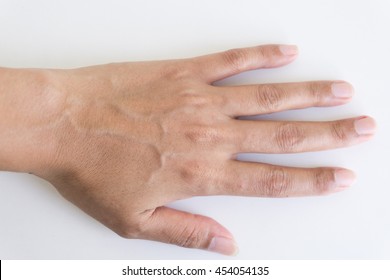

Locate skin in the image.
[0,44,376,255]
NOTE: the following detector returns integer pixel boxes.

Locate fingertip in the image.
[354,116,377,136]
[207,236,239,256]
[279,44,299,56]
[333,168,356,191]
[331,81,355,99]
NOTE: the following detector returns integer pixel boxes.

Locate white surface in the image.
[0,0,389,259]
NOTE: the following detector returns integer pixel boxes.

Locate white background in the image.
[0,0,389,259]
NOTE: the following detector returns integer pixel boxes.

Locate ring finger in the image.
[209,161,356,197]
[231,116,376,153]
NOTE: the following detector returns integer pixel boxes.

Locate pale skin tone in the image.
[0,44,376,255]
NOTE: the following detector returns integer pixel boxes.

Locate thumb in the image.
[140,206,238,255]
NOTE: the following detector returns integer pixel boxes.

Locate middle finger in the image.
[216,81,354,117]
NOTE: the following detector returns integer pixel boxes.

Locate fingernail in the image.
[354,116,377,135]
[331,82,354,98]
[279,45,299,56]
[334,169,356,189]
[208,237,239,256]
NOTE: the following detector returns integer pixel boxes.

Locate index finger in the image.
[194,44,299,83]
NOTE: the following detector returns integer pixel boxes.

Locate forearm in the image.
[0,67,63,173]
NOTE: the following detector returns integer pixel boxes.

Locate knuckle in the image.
[171,220,204,248]
[331,121,349,144]
[256,46,275,63]
[275,123,304,152]
[222,48,249,72]
[257,46,268,58]
[255,84,284,111]
[178,229,200,248]
[264,167,291,197]
[177,159,204,186]
[308,82,327,104]
[313,168,334,194]
[254,45,279,64]
[177,159,214,195]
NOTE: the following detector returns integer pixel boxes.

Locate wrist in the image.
[0,67,67,174]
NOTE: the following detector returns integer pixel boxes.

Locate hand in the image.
[5,44,376,255]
